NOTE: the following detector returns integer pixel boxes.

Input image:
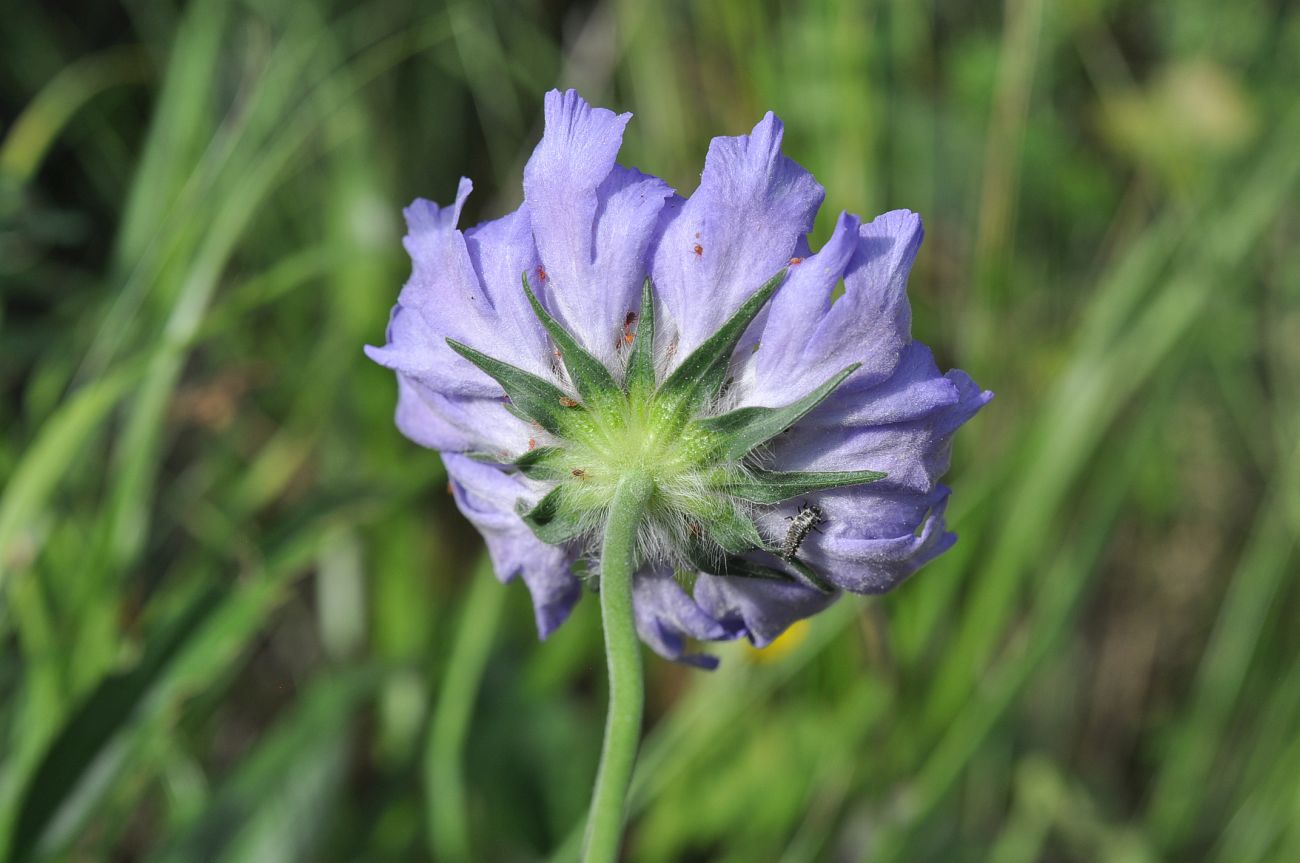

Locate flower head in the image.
[367,90,990,667]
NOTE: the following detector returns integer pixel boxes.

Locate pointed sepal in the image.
[446,338,583,436]
[703,552,835,594]
[624,278,657,396]
[717,468,886,504]
[522,273,621,405]
[518,487,587,545]
[782,556,835,593]
[656,268,787,419]
[469,445,570,481]
[699,363,860,460]
[510,445,568,480]
[681,498,767,555]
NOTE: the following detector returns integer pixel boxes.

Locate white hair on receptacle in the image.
[565,458,772,588]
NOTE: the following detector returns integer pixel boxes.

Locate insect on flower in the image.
[780,502,824,561]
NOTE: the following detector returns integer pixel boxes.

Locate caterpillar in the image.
[780,502,825,561]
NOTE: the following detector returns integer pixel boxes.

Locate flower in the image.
[367,89,990,667]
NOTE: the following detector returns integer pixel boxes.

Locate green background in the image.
[2,0,1297,860]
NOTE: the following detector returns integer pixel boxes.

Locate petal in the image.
[807,210,924,388]
[806,342,963,428]
[523,90,673,358]
[587,166,675,358]
[762,486,956,594]
[748,211,862,404]
[739,209,926,409]
[632,567,730,668]
[651,112,824,361]
[365,180,559,397]
[693,572,839,649]
[393,374,471,451]
[462,204,554,380]
[772,358,992,493]
[444,453,581,638]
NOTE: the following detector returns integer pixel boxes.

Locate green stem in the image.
[582,472,653,863]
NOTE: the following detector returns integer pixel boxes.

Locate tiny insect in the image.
[789,256,803,265]
[693,243,704,256]
[559,396,579,407]
[622,311,638,345]
[780,503,825,560]
[571,468,587,480]
[536,265,547,282]
[527,437,537,451]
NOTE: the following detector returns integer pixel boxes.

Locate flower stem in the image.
[582,471,653,863]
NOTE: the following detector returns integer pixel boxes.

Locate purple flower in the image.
[367,90,990,666]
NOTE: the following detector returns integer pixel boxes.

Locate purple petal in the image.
[753,350,990,595]
[694,572,839,648]
[461,205,553,378]
[393,375,471,452]
[759,486,956,594]
[742,209,925,408]
[772,355,993,493]
[443,453,581,638]
[651,112,824,361]
[365,180,560,398]
[748,211,862,404]
[384,339,539,458]
[523,90,673,358]
[810,210,923,387]
[632,567,730,668]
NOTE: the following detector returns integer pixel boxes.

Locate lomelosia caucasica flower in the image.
[366,89,990,861]
[368,89,989,665]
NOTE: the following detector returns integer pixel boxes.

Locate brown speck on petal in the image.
[693,244,704,256]
[536,265,547,282]
[528,437,537,450]
[789,256,803,265]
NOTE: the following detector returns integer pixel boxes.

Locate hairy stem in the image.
[582,472,653,863]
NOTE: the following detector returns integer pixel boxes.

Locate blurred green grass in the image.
[1,0,1297,861]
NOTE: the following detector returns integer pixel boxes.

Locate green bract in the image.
[447,270,886,580]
